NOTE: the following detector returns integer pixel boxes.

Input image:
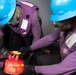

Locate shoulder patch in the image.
[21,1,34,7]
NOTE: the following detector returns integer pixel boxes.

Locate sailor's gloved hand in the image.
[0,48,10,59]
[19,47,32,57]
[21,64,35,75]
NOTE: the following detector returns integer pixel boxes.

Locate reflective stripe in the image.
[21,1,34,7]
[21,19,28,30]
[66,33,76,48]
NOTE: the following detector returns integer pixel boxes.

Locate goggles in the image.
[54,20,70,27]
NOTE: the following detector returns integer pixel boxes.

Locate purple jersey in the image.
[30,29,76,75]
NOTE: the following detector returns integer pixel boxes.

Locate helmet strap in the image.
[67,21,71,30]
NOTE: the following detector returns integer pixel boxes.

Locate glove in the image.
[25,64,35,71]
[21,64,35,75]
[0,48,10,60]
[19,47,32,57]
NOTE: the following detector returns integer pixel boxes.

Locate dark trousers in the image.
[34,45,61,75]
[36,54,61,65]
[5,29,33,50]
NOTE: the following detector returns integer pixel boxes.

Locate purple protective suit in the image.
[0,1,41,68]
[9,1,41,43]
[30,29,76,75]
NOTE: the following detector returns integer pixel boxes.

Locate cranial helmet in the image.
[0,0,16,25]
[50,0,76,21]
